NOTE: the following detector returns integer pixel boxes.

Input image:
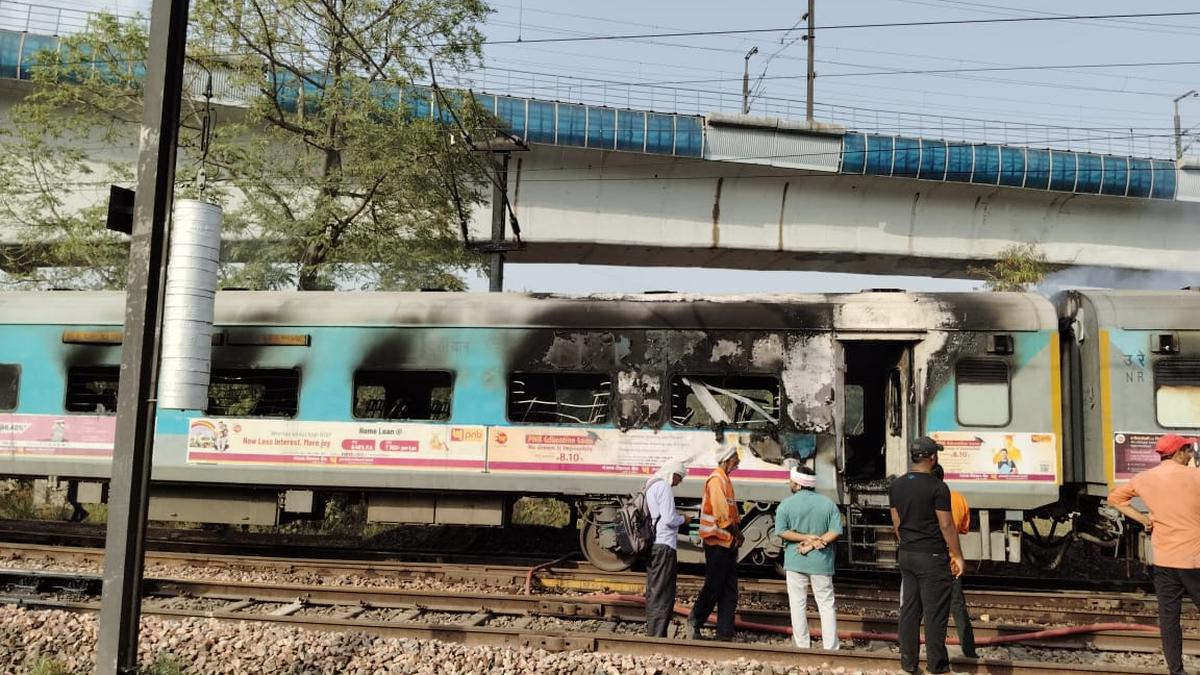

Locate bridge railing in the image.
[0,0,144,35]
[0,0,1176,160]
[462,66,1173,159]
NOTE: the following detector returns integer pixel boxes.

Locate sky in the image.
[45,0,1200,293]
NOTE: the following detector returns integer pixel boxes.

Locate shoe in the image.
[715,634,734,642]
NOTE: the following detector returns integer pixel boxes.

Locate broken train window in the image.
[669,375,780,428]
[65,366,120,414]
[0,364,17,411]
[354,370,452,421]
[508,373,611,425]
[207,369,299,418]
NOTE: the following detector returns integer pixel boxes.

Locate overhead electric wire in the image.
[479,11,1200,46]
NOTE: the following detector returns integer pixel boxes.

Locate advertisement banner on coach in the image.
[0,413,115,459]
[485,426,789,482]
[1113,432,1170,481]
[185,418,487,470]
[931,431,1057,481]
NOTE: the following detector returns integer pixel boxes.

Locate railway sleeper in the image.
[519,635,597,653]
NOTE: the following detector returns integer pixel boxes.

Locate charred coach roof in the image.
[1057,290,1200,331]
[0,291,1056,332]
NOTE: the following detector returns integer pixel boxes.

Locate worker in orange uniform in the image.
[687,445,742,641]
[932,464,978,659]
[1109,434,1200,675]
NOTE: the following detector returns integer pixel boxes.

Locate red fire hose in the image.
[587,593,1161,646]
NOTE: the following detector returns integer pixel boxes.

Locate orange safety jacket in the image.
[698,467,739,547]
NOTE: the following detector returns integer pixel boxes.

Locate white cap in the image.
[715,445,738,464]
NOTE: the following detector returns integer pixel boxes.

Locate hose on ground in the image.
[524,553,578,595]
[587,592,1160,645]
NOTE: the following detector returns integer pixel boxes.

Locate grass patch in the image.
[512,497,571,527]
[141,655,183,675]
[30,656,74,675]
[0,480,60,520]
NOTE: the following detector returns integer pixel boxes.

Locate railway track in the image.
[0,567,1171,674]
[0,541,1189,633]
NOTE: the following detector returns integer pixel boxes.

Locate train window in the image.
[65,366,120,414]
[508,373,611,425]
[0,364,18,410]
[844,384,865,436]
[670,375,780,428]
[207,369,299,418]
[956,359,1010,427]
[354,371,452,421]
[1155,358,1200,428]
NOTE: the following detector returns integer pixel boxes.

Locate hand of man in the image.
[679,514,692,527]
[1144,516,1154,533]
[950,553,965,578]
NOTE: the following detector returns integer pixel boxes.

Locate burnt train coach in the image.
[0,290,1062,570]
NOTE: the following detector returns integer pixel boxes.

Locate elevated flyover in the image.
[1,24,1199,277]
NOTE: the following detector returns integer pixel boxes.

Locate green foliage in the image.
[1,0,492,291]
[512,497,571,527]
[140,655,183,675]
[970,243,1050,292]
[29,656,74,675]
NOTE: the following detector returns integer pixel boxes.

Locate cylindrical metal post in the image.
[158,200,222,410]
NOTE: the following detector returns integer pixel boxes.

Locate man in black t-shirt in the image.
[889,436,966,675]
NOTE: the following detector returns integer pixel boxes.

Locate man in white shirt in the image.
[644,459,691,637]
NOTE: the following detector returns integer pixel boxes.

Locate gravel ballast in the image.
[0,605,903,675]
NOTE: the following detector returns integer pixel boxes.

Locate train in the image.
[0,288,1193,572]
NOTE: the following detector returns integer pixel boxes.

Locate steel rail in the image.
[0,568,1189,657]
[0,541,1190,630]
[1,593,1161,675]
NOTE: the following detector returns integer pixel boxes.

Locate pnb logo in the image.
[450,427,483,442]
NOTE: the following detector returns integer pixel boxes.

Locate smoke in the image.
[1037,266,1197,296]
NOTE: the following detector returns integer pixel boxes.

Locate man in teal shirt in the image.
[774,465,842,650]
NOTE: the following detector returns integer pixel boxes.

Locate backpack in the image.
[614,477,664,557]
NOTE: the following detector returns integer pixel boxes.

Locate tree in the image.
[970,243,1050,292]
[0,0,492,291]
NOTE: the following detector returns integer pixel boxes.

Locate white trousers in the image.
[786,570,839,650]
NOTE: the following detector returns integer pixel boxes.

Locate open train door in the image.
[836,337,918,566]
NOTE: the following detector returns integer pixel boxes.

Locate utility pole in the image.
[1174,89,1198,160]
[95,0,190,672]
[806,0,815,122]
[742,46,758,115]
[488,152,510,292]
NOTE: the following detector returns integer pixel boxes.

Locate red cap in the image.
[1156,434,1198,456]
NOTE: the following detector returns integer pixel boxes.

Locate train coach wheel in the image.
[579,516,636,572]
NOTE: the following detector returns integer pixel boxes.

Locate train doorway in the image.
[839,341,913,486]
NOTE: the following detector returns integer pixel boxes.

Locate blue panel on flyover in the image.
[999,147,1026,187]
[1075,153,1103,194]
[971,145,999,185]
[1101,156,1128,196]
[894,137,920,177]
[1049,150,1077,192]
[918,139,946,180]
[946,143,973,182]
[841,133,867,173]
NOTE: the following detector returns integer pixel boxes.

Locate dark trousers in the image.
[644,544,678,637]
[949,577,976,658]
[898,549,953,674]
[1154,566,1200,675]
[688,543,739,639]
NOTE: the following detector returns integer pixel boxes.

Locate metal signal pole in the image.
[806,0,815,121]
[95,0,191,672]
